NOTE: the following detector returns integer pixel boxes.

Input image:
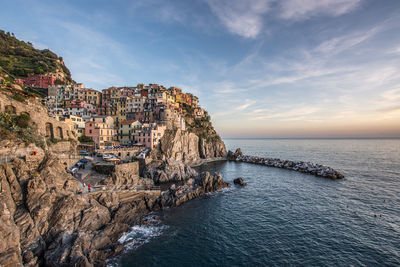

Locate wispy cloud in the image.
[279,0,362,20]
[314,26,380,56]
[205,0,271,38]
[247,106,320,121]
[236,99,256,110]
[204,0,363,38]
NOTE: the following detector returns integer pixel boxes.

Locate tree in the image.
[78,135,93,143]
[15,113,30,128]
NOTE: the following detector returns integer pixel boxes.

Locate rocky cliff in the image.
[0,146,230,266]
[152,109,226,164]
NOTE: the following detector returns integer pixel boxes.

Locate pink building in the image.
[136,123,166,148]
[84,116,115,148]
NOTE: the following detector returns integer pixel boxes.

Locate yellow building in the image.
[85,120,116,148]
[118,120,142,145]
[84,89,101,106]
[56,115,85,137]
[175,93,182,103]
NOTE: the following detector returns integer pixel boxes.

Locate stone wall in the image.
[0,94,75,140]
[96,146,143,161]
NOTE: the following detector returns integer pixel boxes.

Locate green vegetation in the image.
[78,135,93,143]
[0,112,44,148]
[181,105,220,143]
[12,93,26,102]
[0,30,72,81]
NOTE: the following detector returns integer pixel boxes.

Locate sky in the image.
[1,0,400,138]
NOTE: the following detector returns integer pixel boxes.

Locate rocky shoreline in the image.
[0,150,230,267]
[227,148,344,179]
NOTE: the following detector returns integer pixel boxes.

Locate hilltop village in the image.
[17,73,207,152]
[0,35,228,265]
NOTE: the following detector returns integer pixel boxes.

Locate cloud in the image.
[377,105,400,113]
[247,106,320,121]
[205,0,271,38]
[236,99,257,110]
[314,26,380,56]
[279,0,362,20]
[204,0,364,38]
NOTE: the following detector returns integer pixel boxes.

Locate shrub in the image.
[12,94,26,102]
[78,135,93,143]
[15,113,30,128]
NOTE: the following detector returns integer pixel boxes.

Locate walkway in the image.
[78,185,161,195]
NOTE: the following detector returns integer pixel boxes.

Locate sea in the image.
[111,139,400,266]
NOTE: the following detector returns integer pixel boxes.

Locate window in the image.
[148,138,150,142]
[89,130,92,134]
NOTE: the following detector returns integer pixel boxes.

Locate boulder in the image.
[227,148,243,160]
[143,159,198,184]
[233,177,247,186]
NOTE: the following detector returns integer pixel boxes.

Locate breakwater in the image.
[227,149,344,179]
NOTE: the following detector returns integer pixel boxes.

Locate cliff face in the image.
[0,149,156,266]
[152,109,226,164]
[153,128,226,164]
[0,147,230,266]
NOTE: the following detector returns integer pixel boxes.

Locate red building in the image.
[22,74,56,88]
[140,89,148,97]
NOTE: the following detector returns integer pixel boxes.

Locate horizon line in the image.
[222,137,400,140]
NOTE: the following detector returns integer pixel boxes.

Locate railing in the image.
[56,154,85,159]
[135,185,161,191]
[0,155,14,164]
[78,185,161,195]
[95,146,145,152]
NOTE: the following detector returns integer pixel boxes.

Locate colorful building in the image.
[22,74,56,88]
[85,119,116,148]
[118,120,142,145]
[136,123,166,148]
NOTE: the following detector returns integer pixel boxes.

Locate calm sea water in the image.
[113,139,400,266]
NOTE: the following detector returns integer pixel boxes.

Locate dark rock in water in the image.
[230,153,344,180]
[157,172,230,207]
[233,177,247,186]
[227,148,243,160]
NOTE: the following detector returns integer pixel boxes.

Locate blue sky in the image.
[2,0,400,138]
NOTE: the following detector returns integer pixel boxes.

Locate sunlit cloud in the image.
[279,0,362,20]
[205,0,271,38]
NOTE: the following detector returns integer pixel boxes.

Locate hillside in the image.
[0,30,72,83]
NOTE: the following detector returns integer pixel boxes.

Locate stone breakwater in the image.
[228,149,344,179]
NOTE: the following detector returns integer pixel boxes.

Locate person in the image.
[88,184,91,192]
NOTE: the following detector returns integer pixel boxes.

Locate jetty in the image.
[227,149,344,179]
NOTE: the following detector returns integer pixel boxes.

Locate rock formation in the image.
[233,177,247,186]
[152,105,227,165]
[0,147,230,266]
[153,128,226,164]
[227,148,242,160]
[143,159,198,183]
[227,149,344,179]
[158,171,230,207]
